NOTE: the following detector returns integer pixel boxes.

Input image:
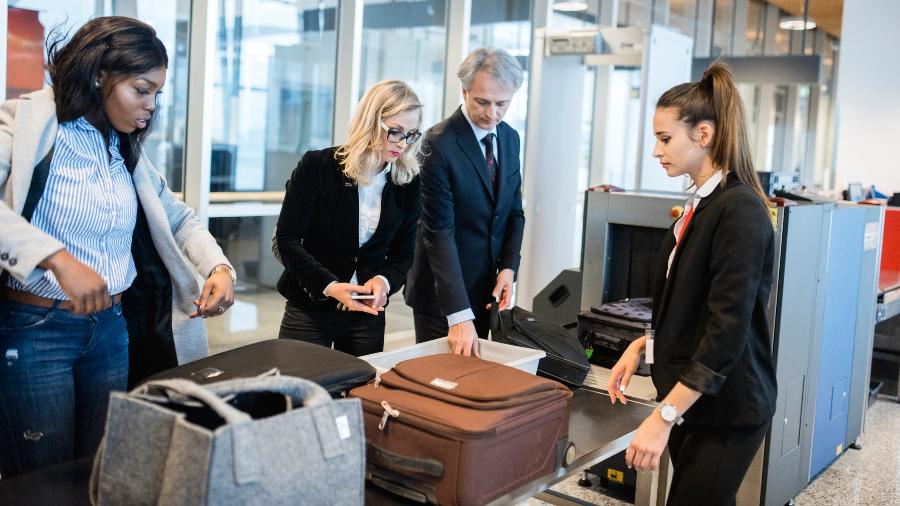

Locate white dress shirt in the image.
[351,164,392,290]
[324,164,392,295]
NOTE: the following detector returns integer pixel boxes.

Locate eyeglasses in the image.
[380,121,422,145]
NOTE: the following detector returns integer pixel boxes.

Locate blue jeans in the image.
[0,299,128,478]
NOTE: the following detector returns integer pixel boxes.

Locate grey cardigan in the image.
[0,88,231,366]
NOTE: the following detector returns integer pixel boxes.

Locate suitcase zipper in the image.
[378,400,400,430]
[360,388,569,440]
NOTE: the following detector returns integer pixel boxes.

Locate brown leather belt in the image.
[3,289,122,311]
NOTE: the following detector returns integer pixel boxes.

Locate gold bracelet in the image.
[209,264,236,284]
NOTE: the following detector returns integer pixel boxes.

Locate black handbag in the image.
[143,339,376,397]
[490,302,590,388]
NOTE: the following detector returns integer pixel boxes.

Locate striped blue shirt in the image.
[9,117,138,299]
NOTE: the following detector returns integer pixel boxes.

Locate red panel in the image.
[6,7,45,99]
[880,208,900,292]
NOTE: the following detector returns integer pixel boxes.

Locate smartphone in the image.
[350,294,376,300]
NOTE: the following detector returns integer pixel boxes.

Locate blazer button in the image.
[0,252,7,260]
[9,258,17,266]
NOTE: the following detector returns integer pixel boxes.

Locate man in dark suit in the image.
[404,48,526,356]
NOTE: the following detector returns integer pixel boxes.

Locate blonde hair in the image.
[335,80,423,186]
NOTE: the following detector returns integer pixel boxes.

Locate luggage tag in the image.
[644,328,654,365]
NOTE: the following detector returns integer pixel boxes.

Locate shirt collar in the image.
[361,163,391,187]
[69,116,97,132]
[694,170,723,200]
[460,105,497,141]
[66,116,120,149]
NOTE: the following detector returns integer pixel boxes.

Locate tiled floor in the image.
[204,288,416,355]
[207,289,900,506]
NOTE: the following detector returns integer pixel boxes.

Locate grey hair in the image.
[457,47,524,91]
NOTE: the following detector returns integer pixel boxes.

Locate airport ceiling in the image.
[766,0,843,38]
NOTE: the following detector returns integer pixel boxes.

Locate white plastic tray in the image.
[361,337,545,375]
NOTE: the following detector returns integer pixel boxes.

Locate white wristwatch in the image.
[658,402,683,425]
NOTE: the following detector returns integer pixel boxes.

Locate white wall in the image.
[833,0,900,194]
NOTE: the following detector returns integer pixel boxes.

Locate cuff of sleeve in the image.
[446,308,475,327]
[678,359,727,395]
[8,243,65,286]
[23,267,48,286]
[374,275,391,294]
[322,280,338,296]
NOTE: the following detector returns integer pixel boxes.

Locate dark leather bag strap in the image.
[22,146,55,221]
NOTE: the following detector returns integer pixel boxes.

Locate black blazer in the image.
[651,176,777,429]
[404,107,526,317]
[274,147,421,311]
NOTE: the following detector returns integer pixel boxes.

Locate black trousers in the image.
[278,301,385,357]
[666,422,769,506]
[413,308,490,343]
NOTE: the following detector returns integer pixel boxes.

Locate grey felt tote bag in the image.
[89,375,365,505]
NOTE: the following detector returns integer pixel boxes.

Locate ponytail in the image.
[657,61,768,206]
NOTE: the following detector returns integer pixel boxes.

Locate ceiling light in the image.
[779,16,816,31]
[554,1,589,12]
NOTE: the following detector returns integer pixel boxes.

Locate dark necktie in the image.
[481,133,498,194]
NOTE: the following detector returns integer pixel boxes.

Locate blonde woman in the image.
[274,80,422,356]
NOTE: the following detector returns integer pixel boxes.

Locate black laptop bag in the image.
[490,303,590,388]
[143,339,376,397]
[577,298,652,376]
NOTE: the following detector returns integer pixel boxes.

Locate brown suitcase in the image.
[350,354,573,505]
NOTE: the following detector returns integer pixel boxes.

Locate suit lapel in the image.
[450,108,495,203]
[11,89,58,213]
[342,174,360,253]
[653,179,733,329]
[654,232,677,330]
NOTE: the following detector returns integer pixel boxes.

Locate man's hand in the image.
[448,319,480,357]
[486,268,515,311]
[324,282,380,315]
[40,250,109,315]
[361,276,388,312]
[191,270,235,318]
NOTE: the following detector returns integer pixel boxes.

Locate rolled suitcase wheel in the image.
[564,442,576,467]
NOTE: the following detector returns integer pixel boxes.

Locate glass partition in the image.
[211,0,338,194]
[5,0,189,191]
[360,0,447,131]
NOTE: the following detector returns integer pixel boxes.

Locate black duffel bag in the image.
[490,302,590,388]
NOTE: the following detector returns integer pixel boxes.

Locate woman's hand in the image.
[606,335,646,404]
[325,282,380,315]
[41,250,109,314]
[625,412,672,472]
[361,276,389,312]
[191,270,234,318]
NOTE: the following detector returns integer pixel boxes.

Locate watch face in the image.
[661,404,678,422]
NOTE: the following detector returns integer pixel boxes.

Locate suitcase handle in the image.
[367,442,445,478]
